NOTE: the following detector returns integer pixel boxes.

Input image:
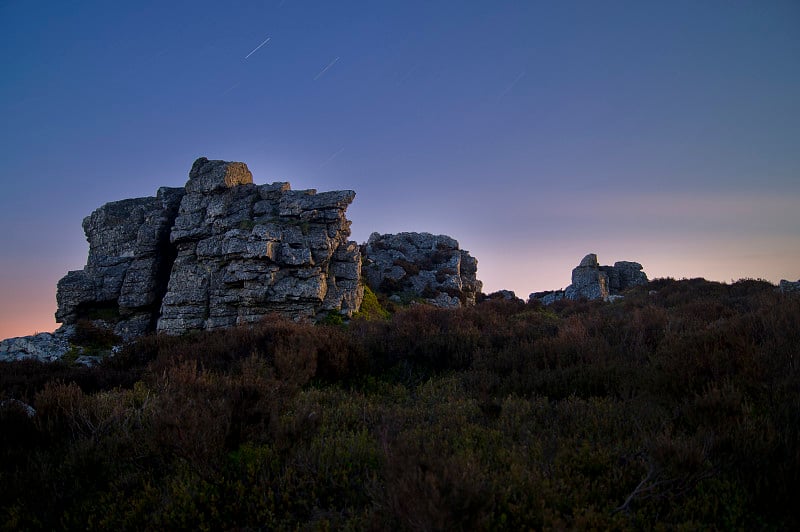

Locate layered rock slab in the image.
[56,187,185,339]
[156,158,362,334]
[362,232,482,307]
[56,157,363,338]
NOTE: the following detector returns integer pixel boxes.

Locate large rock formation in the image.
[531,253,648,304]
[56,157,363,338]
[362,232,482,307]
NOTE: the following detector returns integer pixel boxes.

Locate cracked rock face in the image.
[157,158,363,334]
[362,232,482,307]
[56,187,185,339]
[55,157,363,338]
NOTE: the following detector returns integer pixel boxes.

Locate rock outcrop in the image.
[482,290,522,302]
[530,253,648,304]
[0,327,74,363]
[780,279,800,294]
[565,253,610,301]
[14,157,490,352]
[362,232,482,307]
[529,290,565,306]
[55,157,363,338]
[56,188,185,339]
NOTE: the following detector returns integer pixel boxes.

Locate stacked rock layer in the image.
[56,158,363,337]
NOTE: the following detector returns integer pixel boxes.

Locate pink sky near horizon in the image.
[1,190,797,340]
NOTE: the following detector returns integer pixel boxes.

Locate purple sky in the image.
[1,1,799,339]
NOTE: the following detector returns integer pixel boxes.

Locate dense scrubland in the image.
[1,279,799,530]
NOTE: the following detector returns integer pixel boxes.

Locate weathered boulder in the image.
[531,253,648,304]
[530,290,565,306]
[362,232,482,307]
[185,158,253,193]
[602,261,648,292]
[0,399,36,418]
[482,290,522,302]
[565,253,609,301]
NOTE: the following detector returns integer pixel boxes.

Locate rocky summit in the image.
[56,157,364,338]
[362,232,482,308]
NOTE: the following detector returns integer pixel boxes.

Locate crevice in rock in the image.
[74,300,121,323]
[149,237,179,331]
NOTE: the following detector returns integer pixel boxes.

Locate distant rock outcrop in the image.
[530,253,648,304]
[362,232,482,307]
[565,253,610,301]
[56,157,363,338]
[780,279,800,294]
[482,290,523,303]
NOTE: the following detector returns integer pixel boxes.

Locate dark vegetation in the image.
[1,278,799,529]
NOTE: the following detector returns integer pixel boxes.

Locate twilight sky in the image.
[1,1,799,339]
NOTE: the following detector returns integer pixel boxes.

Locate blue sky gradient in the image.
[1,1,798,337]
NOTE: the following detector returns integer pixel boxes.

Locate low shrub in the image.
[1,278,798,528]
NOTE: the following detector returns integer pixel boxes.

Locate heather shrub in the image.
[72,319,120,351]
[1,278,798,528]
[352,285,390,321]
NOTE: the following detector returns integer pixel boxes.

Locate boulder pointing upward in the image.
[566,253,609,301]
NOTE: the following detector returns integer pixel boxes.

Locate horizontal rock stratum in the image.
[362,232,482,307]
[53,157,482,340]
[56,158,364,338]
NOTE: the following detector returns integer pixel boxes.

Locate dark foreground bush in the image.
[1,279,798,529]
